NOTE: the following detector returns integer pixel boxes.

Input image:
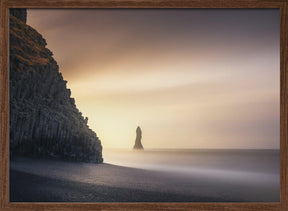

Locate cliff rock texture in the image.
[10,9,27,23]
[9,9,103,163]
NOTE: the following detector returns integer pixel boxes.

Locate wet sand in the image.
[10,169,225,202]
[10,157,279,202]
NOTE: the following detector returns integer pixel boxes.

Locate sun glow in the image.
[28,9,280,149]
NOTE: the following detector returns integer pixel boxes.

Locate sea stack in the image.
[133,126,144,150]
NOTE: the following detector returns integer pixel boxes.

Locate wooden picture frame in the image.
[1,0,287,210]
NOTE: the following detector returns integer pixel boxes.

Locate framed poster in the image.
[1,0,287,210]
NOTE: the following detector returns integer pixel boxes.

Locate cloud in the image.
[27,9,280,149]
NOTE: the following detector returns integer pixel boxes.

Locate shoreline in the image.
[10,156,279,202]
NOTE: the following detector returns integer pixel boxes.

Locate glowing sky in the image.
[27,9,280,149]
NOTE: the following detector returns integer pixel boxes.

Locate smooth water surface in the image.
[103,148,280,185]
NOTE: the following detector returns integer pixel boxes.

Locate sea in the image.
[103,148,280,190]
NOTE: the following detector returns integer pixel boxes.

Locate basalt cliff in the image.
[9,9,103,163]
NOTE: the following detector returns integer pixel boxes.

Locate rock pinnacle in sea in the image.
[133,126,144,150]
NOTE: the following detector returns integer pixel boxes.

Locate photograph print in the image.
[9,8,280,202]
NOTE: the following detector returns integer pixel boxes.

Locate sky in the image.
[27,9,280,149]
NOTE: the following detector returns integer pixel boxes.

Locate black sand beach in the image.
[10,169,224,202]
[10,156,279,202]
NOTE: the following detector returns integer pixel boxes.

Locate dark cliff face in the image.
[9,10,103,163]
[10,9,27,23]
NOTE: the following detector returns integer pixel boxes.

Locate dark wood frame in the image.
[1,0,287,210]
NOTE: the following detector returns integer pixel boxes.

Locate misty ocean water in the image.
[103,149,280,185]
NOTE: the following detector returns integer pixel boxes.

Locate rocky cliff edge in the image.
[9,9,103,163]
